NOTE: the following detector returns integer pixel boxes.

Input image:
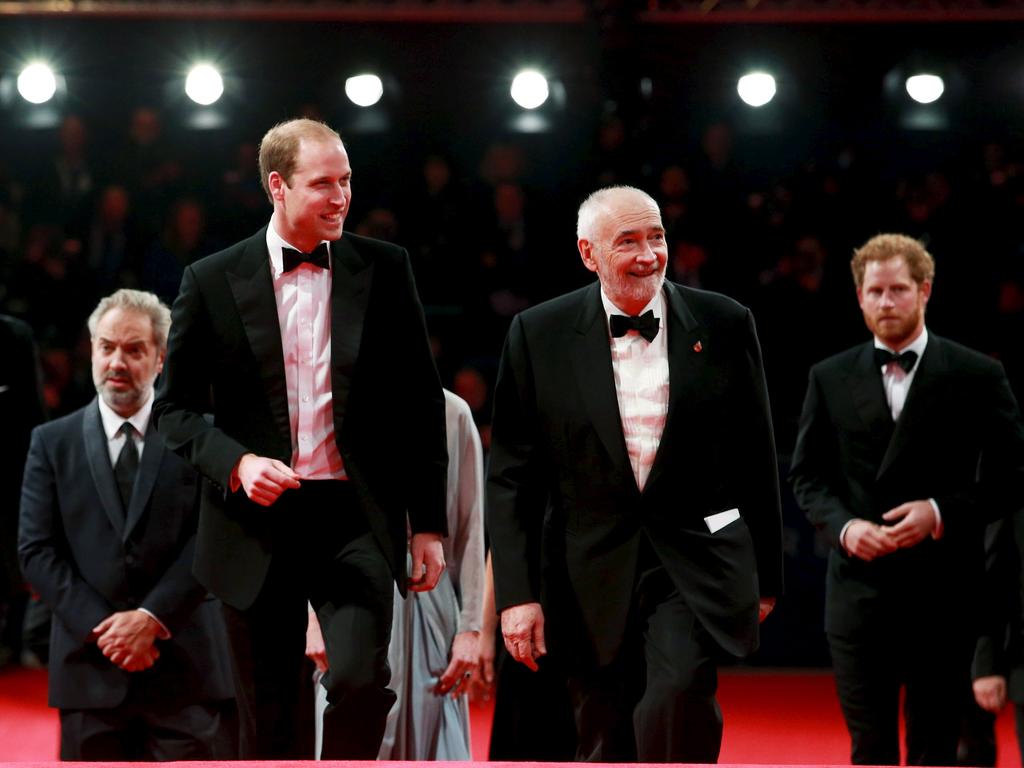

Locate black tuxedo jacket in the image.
[487,281,783,667]
[153,228,447,610]
[18,399,234,709]
[790,334,1024,639]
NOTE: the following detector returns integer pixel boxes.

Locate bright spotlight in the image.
[185,64,224,106]
[905,74,944,104]
[17,63,57,104]
[737,72,776,107]
[510,70,549,110]
[345,74,383,107]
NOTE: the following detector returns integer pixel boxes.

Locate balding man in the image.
[487,185,783,762]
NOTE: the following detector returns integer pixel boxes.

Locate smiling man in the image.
[487,185,783,762]
[153,119,448,759]
[790,233,1024,765]
[19,289,235,760]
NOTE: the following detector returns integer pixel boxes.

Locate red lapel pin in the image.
[693,340,703,353]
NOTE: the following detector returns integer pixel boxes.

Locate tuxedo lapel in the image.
[844,343,894,451]
[329,236,374,430]
[122,422,164,541]
[226,229,291,450]
[570,283,631,475]
[82,400,126,537]
[645,283,703,492]
[878,336,943,480]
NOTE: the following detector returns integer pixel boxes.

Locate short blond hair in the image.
[87,289,171,350]
[257,118,342,202]
[851,233,935,288]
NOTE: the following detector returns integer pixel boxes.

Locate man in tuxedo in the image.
[18,289,235,760]
[0,314,45,667]
[790,233,1024,765]
[153,118,448,759]
[487,185,783,762]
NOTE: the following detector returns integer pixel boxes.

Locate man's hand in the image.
[92,610,161,672]
[305,609,328,674]
[501,602,546,672]
[881,500,937,549]
[759,597,776,623]
[844,520,898,561]
[435,630,479,698]
[236,453,301,506]
[973,675,1007,713]
[408,533,445,592]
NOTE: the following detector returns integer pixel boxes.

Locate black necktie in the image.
[282,242,330,273]
[610,310,660,342]
[114,422,139,513]
[874,347,919,373]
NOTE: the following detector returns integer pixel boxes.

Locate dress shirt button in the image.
[302,395,310,403]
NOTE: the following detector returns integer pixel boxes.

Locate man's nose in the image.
[636,242,658,263]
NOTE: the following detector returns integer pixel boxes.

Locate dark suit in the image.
[153,227,447,758]
[488,281,783,762]
[18,399,235,760]
[790,334,1024,765]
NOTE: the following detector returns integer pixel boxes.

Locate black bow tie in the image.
[282,243,330,273]
[874,347,919,373]
[610,310,660,342]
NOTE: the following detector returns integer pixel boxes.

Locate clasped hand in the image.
[91,609,161,672]
[846,500,937,561]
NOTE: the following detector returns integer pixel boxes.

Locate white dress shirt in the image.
[601,288,670,492]
[876,327,929,422]
[266,220,346,480]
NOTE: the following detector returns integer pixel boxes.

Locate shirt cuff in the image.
[928,498,943,539]
[839,518,858,553]
[137,608,171,640]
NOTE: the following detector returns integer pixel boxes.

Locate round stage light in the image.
[345,74,383,107]
[905,74,944,104]
[511,70,549,110]
[17,63,57,104]
[185,64,224,106]
[737,72,776,107]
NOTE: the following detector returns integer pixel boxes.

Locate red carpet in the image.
[1,665,1019,764]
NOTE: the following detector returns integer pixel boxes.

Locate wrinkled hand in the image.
[844,520,898,561]
[92,610,161,672]
[501,602,546,672]
[237,453,300,506]
[468,627,496,704]
[305,610,328,674]
[435,631,479,698]
[408,533,445,592]
[882,500,937,549]
[973,675,1007,713]
[759,597,776,623]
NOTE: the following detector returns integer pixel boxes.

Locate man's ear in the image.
[920,279,932,305]
[578,239,598,274]
[268,171,286,202]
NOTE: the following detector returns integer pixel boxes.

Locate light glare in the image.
[345,74,383,107]
[905,74,944,104]
[185,64,224,106]
[17,63,57,104]
[737,72,776,107]
[510,70,549,110]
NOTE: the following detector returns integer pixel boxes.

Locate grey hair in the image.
[576,185,660,241]
[87,289,172,351]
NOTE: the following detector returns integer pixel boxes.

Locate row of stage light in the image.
[14,61,948,110]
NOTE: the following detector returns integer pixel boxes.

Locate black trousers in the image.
[221,480,395,759]
[828,627,972,766]
[568,539,723,763]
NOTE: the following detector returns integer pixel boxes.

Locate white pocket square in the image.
[704,508,740,533]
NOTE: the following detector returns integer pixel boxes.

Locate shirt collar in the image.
[600,285,665,331]
[874,326,928,360]
[97,388,153,441]
[266,217,332,278]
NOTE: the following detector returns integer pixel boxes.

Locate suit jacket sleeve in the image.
[790,366,857,547]
[154,264,250,489]
[486,314,548,612]
[18,427,112,642]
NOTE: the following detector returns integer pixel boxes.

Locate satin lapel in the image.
[845,343,893,448]
[570,283,631,475]
[122,422,164,542]
[645,283,702,492]
[877,336,943,480]
[82,399,126,537]
[226,230,291,449]
[329,237,374,429]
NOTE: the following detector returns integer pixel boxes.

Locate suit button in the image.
[125,554,138,567]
